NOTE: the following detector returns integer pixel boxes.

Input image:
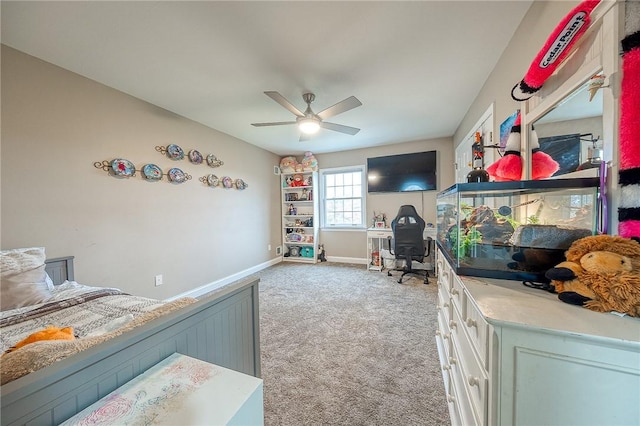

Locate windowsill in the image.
[320,227,366,232]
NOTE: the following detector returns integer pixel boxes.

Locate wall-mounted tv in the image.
[367,150,437,193]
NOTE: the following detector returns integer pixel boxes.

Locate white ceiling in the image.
[1,1,533,156]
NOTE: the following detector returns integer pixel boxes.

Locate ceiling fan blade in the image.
[264,91,304,117]
[316,96,362,120]
[320,122,361,135]
[251,121,297,127]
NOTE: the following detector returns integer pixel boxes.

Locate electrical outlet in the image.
[155,274,163,286]
[276,246,282,255]
[268,244,272,251]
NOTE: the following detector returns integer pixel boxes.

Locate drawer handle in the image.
[444,333,450,340]
[451,288,460,295]
[435,330,441,336]
[442,364,451,371]
[447,394,456,403]
[466,318,477,328]
[443,302,450,308]
[448,356,457,365]
[467,376,480,387]
[449,320,457,329]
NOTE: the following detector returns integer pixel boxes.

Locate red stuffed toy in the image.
[486,113,559,181]
[290,173,305,187]
[618,1,640,239]
[512,0,602,101]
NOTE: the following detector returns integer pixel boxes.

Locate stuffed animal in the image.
[290,174,305,187]
[545,235,640,316]
[301,151,318,172]
[279,156,298,174]
[317,244,327,262]
[4,326,75,354]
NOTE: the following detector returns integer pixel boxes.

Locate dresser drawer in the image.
[451,306,488,425]
[463,293,490,368]
[437,285,451,327]
[437,258,451,297]
[450,274,465,315]
[448,340,480,426]
[367,229,392,239]
[435,320,451,398]
[437,309,451,354]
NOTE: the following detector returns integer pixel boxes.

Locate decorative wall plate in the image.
[142,164,163,181]
[206,154,224,168]
[168,167,188,183]
[188,149,203,164]
[111,159,136,177]
[235,179,248,190]
[166,144,185,160]
[221,176,233,188]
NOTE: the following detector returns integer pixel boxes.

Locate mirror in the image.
[531,74,605,177]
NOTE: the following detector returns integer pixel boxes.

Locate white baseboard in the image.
[166,257,282,301]
[326,256,367,265]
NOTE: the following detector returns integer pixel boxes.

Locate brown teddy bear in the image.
[545,235,640,316]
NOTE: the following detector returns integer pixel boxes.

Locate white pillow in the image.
[0,247,52,311]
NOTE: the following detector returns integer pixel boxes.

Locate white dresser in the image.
[435,248,640,426]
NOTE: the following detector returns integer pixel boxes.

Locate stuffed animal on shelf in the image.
[290,174,305,187]
[545,235,640,317]
[279,156,298,174]
[4,325,75,354]
[301,151,318,172]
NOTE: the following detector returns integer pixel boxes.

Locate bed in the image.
[1,255,261,426]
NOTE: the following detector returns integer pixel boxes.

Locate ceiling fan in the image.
[252,91,362,140]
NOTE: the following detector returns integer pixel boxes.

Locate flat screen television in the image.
[367,150,437,193]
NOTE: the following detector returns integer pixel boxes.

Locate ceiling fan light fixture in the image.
[298,117,320,134]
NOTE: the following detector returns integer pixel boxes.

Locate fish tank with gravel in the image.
[436,178,601,283]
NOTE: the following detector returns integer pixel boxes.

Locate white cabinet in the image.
[436,248,640,426]
[282,171,318,263]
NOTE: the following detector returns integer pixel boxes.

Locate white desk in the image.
[367,227,437,271]
[367,227,393,271]
[62,353,263,425]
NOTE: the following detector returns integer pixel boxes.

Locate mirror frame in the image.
[520,0,622,233]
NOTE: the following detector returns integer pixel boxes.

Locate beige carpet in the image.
[256,262,450,426]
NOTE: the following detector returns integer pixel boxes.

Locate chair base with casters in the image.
[387,244,431,284]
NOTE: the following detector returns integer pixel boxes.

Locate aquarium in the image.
[436,178,601,283]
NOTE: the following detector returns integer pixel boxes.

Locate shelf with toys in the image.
[280,153,319,263]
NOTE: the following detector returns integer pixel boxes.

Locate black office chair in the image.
[387,205,430,284]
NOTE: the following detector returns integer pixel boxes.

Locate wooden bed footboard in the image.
[0,274,261,426]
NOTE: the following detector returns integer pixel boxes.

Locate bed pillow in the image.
[1,247,52,311]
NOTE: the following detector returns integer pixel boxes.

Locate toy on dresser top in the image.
[545,235,640,317]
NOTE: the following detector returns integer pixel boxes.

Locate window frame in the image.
[319,165,367,230]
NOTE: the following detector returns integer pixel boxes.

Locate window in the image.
[319,166,366,228]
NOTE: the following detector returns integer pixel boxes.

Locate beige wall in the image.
[1,45,282,298]
[315,138,454,260]
[454,1,581,148]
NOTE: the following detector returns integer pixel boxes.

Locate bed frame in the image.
[1,256,261,426]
